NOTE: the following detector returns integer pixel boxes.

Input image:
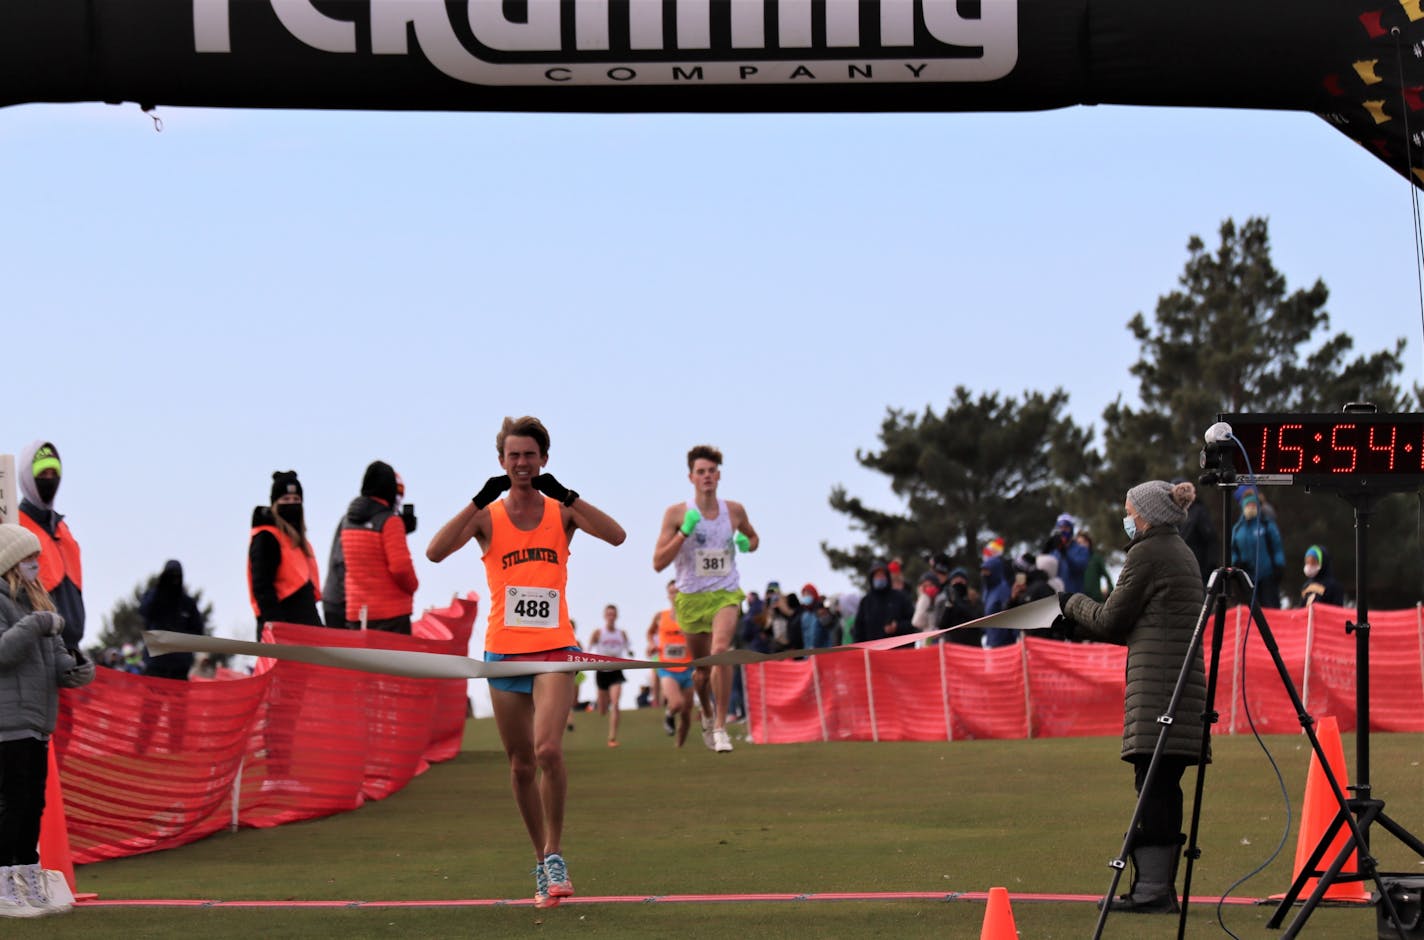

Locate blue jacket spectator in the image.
[980,554,1015,647]
[1048,513,1090,594]
[1230,488,1286,607]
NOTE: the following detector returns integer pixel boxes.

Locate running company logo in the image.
[193,0,1019,87]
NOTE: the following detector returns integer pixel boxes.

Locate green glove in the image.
[679,507,702,537]
[734,532,751,553]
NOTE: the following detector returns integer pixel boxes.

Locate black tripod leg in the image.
[1176,582,1230,938]
[1091,570,1222,940]
[1235,596,1397,939]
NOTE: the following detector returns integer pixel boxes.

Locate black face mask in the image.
[35,477,59,504]
[276,503,305,531]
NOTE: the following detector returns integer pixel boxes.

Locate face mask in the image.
[1304,563,1321,579]
[871,577,889,591]
[951,582,968,598]
[799,593,814,605]
[1123,515,1138,540]
[277,503,305,530]
[1243,504,1258,521]
[35,477,59,504]
[17,559,40,582]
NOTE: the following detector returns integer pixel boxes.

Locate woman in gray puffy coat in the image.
[1056,481,1206,915]
[0,523,94,918]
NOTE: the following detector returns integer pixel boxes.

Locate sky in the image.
[4,98,1422,714]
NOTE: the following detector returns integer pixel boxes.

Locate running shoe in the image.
[712,727,734,753]
[544,853,574,898]
[533,862,558,909]
[701,714,716,750]
[607,740,620,748]
[663,710,676,735]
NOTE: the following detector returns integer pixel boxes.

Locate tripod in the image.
[1264,490,1424,934]
[1092,484,1410,940]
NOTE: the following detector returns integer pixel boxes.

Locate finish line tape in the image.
[146,598,1060,681]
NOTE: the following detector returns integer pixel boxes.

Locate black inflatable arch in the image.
[3,0,1423,186]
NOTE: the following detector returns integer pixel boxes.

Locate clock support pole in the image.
[1266,489,1424,934]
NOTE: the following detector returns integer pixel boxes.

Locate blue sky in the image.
[4,101,1420,710]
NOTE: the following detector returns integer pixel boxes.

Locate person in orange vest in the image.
[426,415,625,910]
[247,470,322,638]
[336,460,419,633]
[16,441,83,649]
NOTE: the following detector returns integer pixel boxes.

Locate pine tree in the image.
[823,386,1094,585]
[1095,216,1415,606]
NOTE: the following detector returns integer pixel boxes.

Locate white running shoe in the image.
[712,728,733,753]
[701,714,716,750]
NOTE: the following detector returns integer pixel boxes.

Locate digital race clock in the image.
[1218,412,1424,490]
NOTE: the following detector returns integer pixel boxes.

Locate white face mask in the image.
[1304,563,1321,579]
[1122,515,1138,540]
[17,559,40,583]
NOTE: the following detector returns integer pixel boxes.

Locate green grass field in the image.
[14,709,1424,938]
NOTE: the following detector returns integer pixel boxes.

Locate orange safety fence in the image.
[52,594,478,865]
[746,603,1424,744]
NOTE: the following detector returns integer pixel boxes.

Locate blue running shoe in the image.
[544,853,574,898]
[533,862,558,909]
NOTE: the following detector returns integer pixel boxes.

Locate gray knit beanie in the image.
[1127,480,1188,527]
[0,523,41,576]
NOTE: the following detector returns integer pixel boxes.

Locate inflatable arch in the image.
[2,0,1423,185]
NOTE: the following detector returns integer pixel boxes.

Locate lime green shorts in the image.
[674,589,746,634]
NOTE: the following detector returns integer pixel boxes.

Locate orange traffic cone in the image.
[38,744,95,900]
[980,885,1018,939]
[1284,715,1369,902]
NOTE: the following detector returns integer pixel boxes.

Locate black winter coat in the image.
[1064,525,1208,763]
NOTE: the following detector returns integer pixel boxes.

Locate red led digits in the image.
[1277,423,1304,473]
[1367,423,1396,470]
[1330,423,1358,473]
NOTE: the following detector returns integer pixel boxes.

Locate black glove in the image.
[472,475,511,510]
[1049,614,1076,640]
[533,473,579,507]
[1057,591,1073,614]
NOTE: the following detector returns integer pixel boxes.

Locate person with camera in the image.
[1047,513,1090,594]
[330,460,419,633]
[1053,480,1206,915]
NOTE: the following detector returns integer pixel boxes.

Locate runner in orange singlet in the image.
[426,416,625,909]
[649,579,695,748]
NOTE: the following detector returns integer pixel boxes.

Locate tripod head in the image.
[1198,421,1237,488]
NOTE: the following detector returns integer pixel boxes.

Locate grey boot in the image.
[1107,841,1181,914]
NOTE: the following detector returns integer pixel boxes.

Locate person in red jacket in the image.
[337,461,419,633]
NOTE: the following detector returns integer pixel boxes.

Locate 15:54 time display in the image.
[1221,413,1424,487]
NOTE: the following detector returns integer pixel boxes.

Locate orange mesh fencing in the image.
[746,603,1424,744]
[53,594,477,864]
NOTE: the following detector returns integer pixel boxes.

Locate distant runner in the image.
[652,445,758,754]
[649,580,695,747]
